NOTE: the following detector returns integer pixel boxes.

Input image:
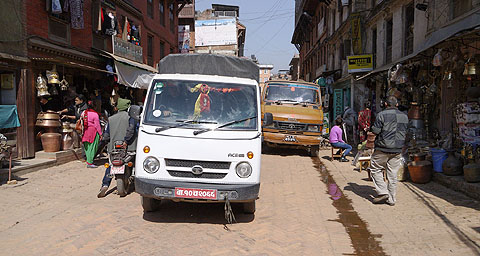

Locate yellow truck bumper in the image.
[262,131,321,147]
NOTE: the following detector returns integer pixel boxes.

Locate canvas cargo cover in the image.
[158,54,259,82]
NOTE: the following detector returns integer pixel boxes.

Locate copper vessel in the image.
[464,163,480,183]
[408,154,432,184]
[37,111,60,120]
[35,119,61,128]
[40,133,62,152]
[408,102,422,120]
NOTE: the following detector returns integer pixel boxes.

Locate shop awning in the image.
[101,51,157,89]
[356,14,480,81]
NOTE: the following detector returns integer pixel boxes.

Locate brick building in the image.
[0,0,188,158]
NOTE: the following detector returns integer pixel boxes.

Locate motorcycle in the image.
[105,140,135,197]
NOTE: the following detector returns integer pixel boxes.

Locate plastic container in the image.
[430,148,447,173]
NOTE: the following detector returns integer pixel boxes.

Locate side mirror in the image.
[263,112,273,126]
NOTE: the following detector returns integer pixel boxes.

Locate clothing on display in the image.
[63,0,84,29]
[103,12,118,36]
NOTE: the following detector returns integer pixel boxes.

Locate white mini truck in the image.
[135,54,267,214]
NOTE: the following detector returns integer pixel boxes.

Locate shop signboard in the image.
[113,37,143,63]
[178,25,190,53]
[195,18,237,46]
[347,55,373,73]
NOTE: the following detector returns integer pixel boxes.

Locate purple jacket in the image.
[329,125,344,143]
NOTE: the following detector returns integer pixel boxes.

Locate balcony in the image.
[178,4,194,19]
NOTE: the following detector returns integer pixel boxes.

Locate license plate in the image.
[110,165,125,175]
[175,187,217,200]
[284,135,297,142]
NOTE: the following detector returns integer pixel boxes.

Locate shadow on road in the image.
[0,173,27,186]
[262,147,310,157]
[343,182,377,203]
[142,200,255,224]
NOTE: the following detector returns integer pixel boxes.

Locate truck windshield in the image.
[144,79,258,130]
[265,84,319,104]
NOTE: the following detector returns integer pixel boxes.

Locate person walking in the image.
[329,117,352,162]
[358,101,373,142]
[81,101,103,168]
[370,96,409,206]
[343,106,357,145]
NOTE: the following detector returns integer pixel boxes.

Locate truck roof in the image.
[158,54,259,82]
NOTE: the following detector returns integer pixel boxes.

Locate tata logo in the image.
[191,165,203,175]
[228,153,245,157]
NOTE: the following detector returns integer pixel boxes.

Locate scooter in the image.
[105,140,135,197]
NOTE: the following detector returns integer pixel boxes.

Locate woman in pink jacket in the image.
[81,101,103,168]
[329,117,352,162]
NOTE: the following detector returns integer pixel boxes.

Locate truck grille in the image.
[167,170,227,179]
[165,159,231,169]
[276,121,307,131]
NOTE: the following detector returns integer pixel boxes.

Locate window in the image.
[160,41,165,59]
[147,0,153,19]
[48,17,70,44]
[452,0,479,19]
[169,3,175,33]
[404,3,414,56]
[147,34,154,66]
[159,0,165,26]
[385,19,393,64]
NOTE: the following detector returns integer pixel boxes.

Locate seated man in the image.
[329,117,352,162]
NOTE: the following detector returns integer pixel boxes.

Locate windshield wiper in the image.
[155,119,217,132]
[193,116,257,135]
[294,101,314,105]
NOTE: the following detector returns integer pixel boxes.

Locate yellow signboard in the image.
[347,55,373,73]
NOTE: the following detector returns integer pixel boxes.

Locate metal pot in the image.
[442,150,463,176]
[35,119,61,127]
[408,159,433,184]
[408,102,422,119]
[40,132,61,152]
[409,119,424,129]
[37,112,60,120]
[464,163,480,183]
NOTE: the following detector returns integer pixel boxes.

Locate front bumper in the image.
[135,177,260,202]
[263,131,321,147]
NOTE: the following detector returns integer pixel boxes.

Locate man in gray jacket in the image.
[97,98,139,198]
[370,96,408,206]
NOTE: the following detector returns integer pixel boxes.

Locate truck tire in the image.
[115,175,127,197]
[243,201,256,214]
[142,196,161,212]
[309,146,319,157]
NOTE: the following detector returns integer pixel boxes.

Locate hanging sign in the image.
[347,55,373,73]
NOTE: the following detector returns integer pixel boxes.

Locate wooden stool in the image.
[331,146,345,161]
[357,156,371,172]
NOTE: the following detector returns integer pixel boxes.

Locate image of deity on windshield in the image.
[144,79,257,130]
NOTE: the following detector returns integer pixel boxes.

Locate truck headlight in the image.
[143,156,160,174]
[307,125,320,132]
[236,162,252,178]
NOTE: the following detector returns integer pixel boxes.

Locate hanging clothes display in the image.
[103,11,118,36]
[63,0,84,29]
[130,24,140,45]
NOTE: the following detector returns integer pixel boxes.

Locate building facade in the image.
[194,4,246,57]
[293,0,480,151]
[258,64,274,88]
[0,0,188,158]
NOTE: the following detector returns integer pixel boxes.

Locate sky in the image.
[194,0,298,73]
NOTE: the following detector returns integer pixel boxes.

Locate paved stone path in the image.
[0,150,479,255]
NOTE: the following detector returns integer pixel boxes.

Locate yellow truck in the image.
[261,80,323,156]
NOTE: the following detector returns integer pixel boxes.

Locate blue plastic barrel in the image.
[430,148,447,173]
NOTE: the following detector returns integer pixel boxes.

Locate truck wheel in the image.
[115,175,127,197]
[142,196,161,212]
[243,201,256,214]
[309,146,319,157]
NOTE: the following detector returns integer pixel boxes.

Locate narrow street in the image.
[1,149,479,255]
